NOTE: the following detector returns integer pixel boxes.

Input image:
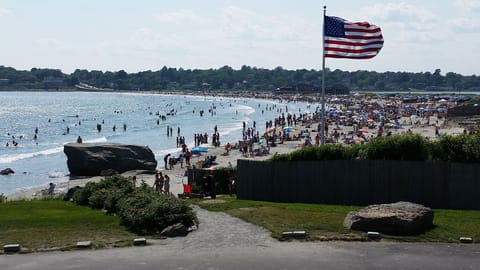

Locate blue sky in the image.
[1,0,479,75]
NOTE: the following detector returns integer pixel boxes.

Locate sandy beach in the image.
[6,137,303,201]
[5,94,469,201]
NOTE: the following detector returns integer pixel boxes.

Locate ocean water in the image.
[0,91,312,195]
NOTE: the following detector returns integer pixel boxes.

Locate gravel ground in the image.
[159,205,276,250]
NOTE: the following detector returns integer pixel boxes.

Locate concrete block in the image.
[76,241,92,248]
[367,231,381,240]
[4,244,21,253]
[133,238,147,246]
[460,237,473,243]
[292,231,307,238]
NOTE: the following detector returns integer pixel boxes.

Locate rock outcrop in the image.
[64,143,157,176]
[1,168,15,175]
[160,223,188,237]
[344,201,434,235]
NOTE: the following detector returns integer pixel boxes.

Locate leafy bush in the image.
[73,175,135,213]
[270,144,364,162]
[316,144,350,160]
[72,181,98,205]
[432,134,480,163]
[463,135,480,162]
[72,175,197,235]
[267,133,480,163]
[364,133,430,161]
[345,144,366,159]
[117,188,196,234]
[88,188,110,210]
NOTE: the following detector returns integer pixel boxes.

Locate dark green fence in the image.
[237,159,480,210]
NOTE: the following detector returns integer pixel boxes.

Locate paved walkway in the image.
[1,207,479,270]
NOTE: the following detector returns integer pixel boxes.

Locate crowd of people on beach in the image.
[2,93,472,175]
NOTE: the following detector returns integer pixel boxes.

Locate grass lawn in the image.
[195,196,480,243]
[0,198,137,253]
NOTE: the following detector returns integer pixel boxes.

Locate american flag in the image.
[324,15,383,59]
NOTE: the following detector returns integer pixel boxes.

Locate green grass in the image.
[194,196,480,242]
[0,198,137,253]
[2,196,479,254]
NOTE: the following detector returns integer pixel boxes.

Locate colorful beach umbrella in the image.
[191,146,208,153]
[283,126,296,133]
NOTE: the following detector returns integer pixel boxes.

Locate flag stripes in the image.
[324,16,384,59]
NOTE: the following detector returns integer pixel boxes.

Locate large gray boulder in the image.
[64,143,157,176]
[344,201,434,235]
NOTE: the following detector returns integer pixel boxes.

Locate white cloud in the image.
[91,27,190,66]
[34,38,75,54]
[455,0,480,12]
[449,17,480,32]
[0,7,13,17]
[220,6,319,45]
[153,9,209,24]
[353,2,436,24]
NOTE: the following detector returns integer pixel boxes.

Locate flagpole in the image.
[320,5,326,145]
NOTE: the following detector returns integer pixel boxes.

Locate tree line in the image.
[0,65,479,93]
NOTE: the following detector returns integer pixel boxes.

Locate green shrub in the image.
[345,144,366,159]
[73,175,135,212]
[463,135,480,162]
[270,144,363,162]
[434,135,468,162]
[288,147,318,161]
[359,134,430,161]
[433,134,480,163]
[71,175,197,235]
[118,189,196,234]
[72,181,98,205]
[316,144,349,160]
[88,188,110,210]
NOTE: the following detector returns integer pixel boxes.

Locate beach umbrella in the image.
[191,146,208,153]
[198,143,215,149]
[283,126,296,133]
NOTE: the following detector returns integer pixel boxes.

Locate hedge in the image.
[269,133,480,163]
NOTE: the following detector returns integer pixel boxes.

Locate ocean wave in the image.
[154,147,183,158]
[235,104,255,115]
[48,171,66,178]
[84,137,108,143]
[0,136,107,164]
[0,146,64,164]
